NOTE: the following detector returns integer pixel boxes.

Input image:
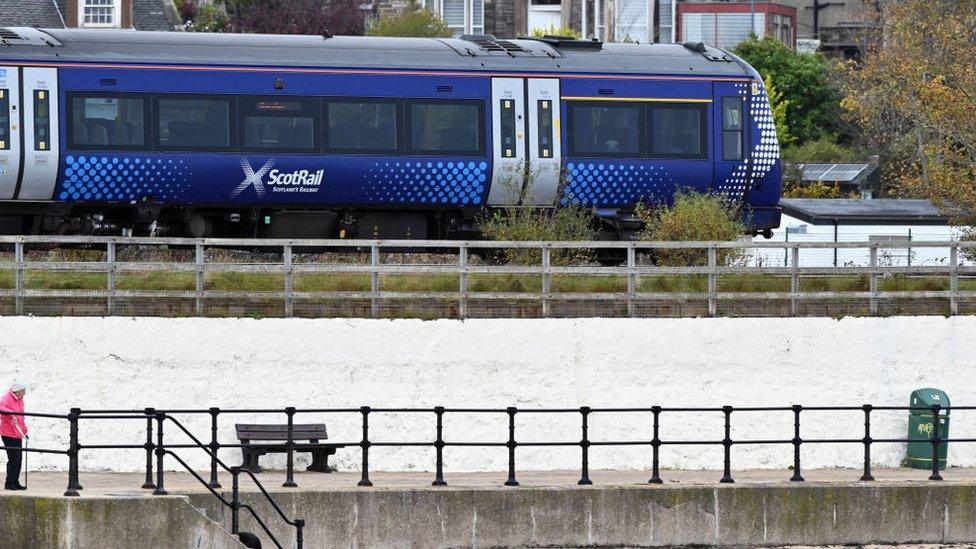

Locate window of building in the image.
[407,101,483,155]
[441,0,485,36]
[156,97,232,150]
[325,100,398,153]
[241,97,317,152]
[722,97,744,161]
[650,104,707,158]
[69,94,147,149]
[569,103,642,157]
[615,0,649,43]
[81,0,120,27]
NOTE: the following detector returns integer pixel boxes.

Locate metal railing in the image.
[2,403,973,545]
[0,235,973,318]
[0,409,303,549]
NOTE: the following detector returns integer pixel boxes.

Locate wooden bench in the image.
[236,423,344,473]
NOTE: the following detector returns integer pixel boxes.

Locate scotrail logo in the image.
[232,158,325,198]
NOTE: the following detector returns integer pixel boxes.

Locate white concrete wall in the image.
[1,317,974,474]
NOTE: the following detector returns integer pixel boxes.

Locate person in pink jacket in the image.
[0,380,28,490]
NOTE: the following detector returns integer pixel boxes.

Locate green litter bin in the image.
[906,388,950,470]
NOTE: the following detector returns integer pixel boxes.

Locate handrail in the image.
[162,414,303,546]
[8,402,973,547]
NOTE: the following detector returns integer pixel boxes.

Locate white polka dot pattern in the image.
[717,82,781,204]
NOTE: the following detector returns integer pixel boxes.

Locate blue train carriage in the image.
[0,27,781,239]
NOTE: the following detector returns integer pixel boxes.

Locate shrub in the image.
[479,167,596,265]
[366,2,453,37]
[636,190,746,266]
[530,25,581,39]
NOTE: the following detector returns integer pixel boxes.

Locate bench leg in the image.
[241,450,264,474]
[307,451,332,473]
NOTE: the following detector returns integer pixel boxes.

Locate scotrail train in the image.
[0,27,781,240]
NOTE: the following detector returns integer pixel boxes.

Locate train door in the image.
[17,67,59,200]
[524,78,561,206]
[0,67,21,200]
[486,77,562,206]
[487,78,526,205]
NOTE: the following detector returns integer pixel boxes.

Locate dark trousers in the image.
[2,436,22,487]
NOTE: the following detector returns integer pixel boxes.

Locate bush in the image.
[367,2,453,37]
[530,25,581,39]
[636,190,746,266]
[781,137,858,164]
[480,166,596,265]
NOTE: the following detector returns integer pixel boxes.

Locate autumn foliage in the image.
[842,0,976,221]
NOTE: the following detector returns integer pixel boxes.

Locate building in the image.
[750,199,970,267]
[0,0,181,31]
[677,2,796,49]
[420,0,869,56]
[774,0,872,57]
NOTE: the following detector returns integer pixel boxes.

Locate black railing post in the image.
[153,412,168,495]
[142,407,156,489]
[790,405,804,482]
[295,518,305,549]
[230,466,241,535]
[358,406,372,487]
[929,404,943,481]
[209,407,221,489]
[720,406,734,484]
[284,407,297,488]
[649,406,662,484]
[579,407,592,485]
[63,408,81,497]
[860,404,874,481]
[504,407,519,487]
[432,406,446,486]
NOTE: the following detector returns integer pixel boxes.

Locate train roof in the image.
[0,27,757,79]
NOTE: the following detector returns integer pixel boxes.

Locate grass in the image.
[1,269,972,295]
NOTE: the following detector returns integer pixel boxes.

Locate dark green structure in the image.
[906,388,950,470]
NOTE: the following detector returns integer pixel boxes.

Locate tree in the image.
[366,2,453,38]
[842,0,976,221]
[243,0,364,35]
[175,0,365,35]
[764,75,794,148]
[733,36,842,144]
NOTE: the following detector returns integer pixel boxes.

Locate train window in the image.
[499,99,516,158]
[68,94,147,149]
[324,100,398,153]
[241,97,317,152]
[649,104,707,159]
[407,100,483,155]
[537,99,553,159]
[722,97,744,161]
[0,90,8,150]
[157,97,232,150]
[34,90,51,151]
[568,103,642,157]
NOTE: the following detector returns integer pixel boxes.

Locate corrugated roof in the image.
[780,199,954,226]
[799,163,873,183]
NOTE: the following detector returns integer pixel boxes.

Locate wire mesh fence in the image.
[0,235,973,318]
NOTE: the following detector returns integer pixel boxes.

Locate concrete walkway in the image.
[5,467,975,498]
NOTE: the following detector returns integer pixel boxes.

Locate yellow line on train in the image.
[561,96,713,103]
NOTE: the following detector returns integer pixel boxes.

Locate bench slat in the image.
[236,423,328,441]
